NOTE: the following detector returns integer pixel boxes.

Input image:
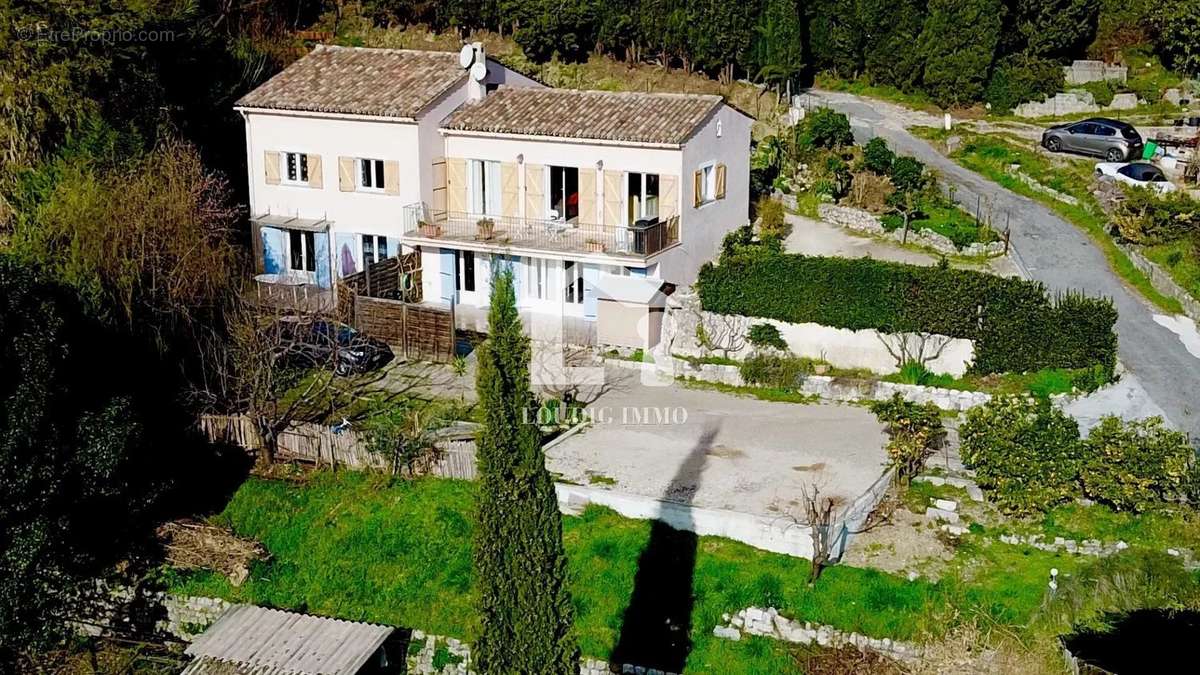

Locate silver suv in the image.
[1041,118,1144,162]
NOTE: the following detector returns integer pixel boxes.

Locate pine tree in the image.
[472,268,578,674]
[919,0,1004,108]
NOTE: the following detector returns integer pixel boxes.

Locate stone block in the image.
[932,498,958,512]
[713,625,742,640]
[925,507,960,523]
[1107,93,1139,110]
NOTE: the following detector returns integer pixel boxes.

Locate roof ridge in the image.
[312,44,459,58]
[495,87,722,101]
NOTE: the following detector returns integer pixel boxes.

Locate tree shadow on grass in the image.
[610,423,718,673]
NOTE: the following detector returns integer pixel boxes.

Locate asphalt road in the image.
[810,90,1200,438]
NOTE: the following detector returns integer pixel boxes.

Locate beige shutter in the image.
[578,168,597,224]
[500,162,519,217]
[715,163,727,200]
[446,158,467,214]
[659,175,678,218]
[524,164,544,219]
[431,158,447,212]
[692,170,703,207]
[338,157,354,192]
[264,151,280,185]
[307,154,323,189]
[603,171,623,226]
[384,160,400,195]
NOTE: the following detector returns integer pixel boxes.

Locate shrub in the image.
[801,107,854,149]
[746,323,788,351]
[869,394,945,481]
[895,361,934,386]
[984,54,1066,112]
[862,138,895,175]
[755,195,790,241]
[918,0,1004,107]
[1079,416,1200,512]
[1078,80,1117,107]
[847,171,895,213]
[959,396,1084,514]
[697,253,1118,376]
[1113,188,1200,245]
[889,156,927,194]
[739,353,810,389]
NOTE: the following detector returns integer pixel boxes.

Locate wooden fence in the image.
[198,414,477,479]
[355,297,456,362]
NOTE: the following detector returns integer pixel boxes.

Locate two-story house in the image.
[236,43,751,339]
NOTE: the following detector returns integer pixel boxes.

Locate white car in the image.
[1094,162,1178,194]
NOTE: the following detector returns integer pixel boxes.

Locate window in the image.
[1093,124,1116,137]
[699,163,716,203]
[627,173,660,224]
[289,230,316,273]
[548,166,579,221]
[468,159,500,215]
[359,158,385,191]
[361,234,388,265]
[564,260,583,304]
[283,152,308,184]
[456,250,475,292]
[523,257,550,300]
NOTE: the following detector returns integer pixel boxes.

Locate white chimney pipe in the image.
[467,42,487,103]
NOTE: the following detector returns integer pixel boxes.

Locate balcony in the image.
[402,204,679,261]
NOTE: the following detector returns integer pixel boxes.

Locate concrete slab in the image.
[545,367,889,518]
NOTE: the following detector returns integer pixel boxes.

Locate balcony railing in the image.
[402,204,678,260]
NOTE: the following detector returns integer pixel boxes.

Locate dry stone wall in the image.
[817,204,1005,258]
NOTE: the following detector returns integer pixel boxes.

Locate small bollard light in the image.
[1048,568,1059,595]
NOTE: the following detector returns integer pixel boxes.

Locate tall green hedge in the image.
[697,254,1117,375]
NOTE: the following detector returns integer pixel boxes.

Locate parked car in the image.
[270,317,393,376]
[1094,161,1178,194]
[1041,118,1144,162]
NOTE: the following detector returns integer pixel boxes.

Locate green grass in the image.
[674,353,740,367]
[881,366,1099,397]
[912,127,1184,314]
[680,377,821,405]
[813,74,944,114]
[1000,502,1200,554]
[882,199,998,250]
[1144,239,1200,303]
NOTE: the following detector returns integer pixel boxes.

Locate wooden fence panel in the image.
[354,296,455,362]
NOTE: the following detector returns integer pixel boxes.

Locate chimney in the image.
[467,42,487,103]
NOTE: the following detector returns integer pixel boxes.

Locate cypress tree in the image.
[472,268,578,674]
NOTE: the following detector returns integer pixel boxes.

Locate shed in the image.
[181,604,401,675]
[594,274,669,349]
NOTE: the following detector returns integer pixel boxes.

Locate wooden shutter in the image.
[264,151,280,185]
[603,171,623,226]
[446,158,467,213]
[578,168,597,224]
[307,154,323,188]
[659,174,678,218]
[500,162,519,217]
[524,164,544,219]
[431,157,447,212]
[692,169,703,207]
[715,163,727,200]
[338,157,354,192]
[384,160,400,195]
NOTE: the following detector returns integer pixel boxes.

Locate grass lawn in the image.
[881,200,998,250]
[881,366,1104,398]
[1144,239,1200,302]
[912,127,1184,314]
[166,473,1079,672]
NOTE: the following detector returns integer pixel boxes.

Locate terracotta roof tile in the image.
[441,88,726,145]
[236,45,466,119]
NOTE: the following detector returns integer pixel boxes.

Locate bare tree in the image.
[877,331,953,372]
[695,312,747,360]
[362,404,445,477]
[798,483,841,585]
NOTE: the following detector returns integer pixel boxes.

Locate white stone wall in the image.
[816,204,1006,258]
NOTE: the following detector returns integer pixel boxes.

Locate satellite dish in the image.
[458,45,475,68]
[470,61,487,82]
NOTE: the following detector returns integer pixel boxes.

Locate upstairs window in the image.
[359,158,385,191]
[283,152,309,184]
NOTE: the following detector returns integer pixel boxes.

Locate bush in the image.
[738,353,810,389]
[1079,416,1200,512]
[895,361,934,386]
[959,396,1084,514]
[746,323,788,351]
[984,54,1066,112]
[847,171,895,213]
[862,138,895,175]
[755,196,791,241]
[1113,188,1200,245]
[1077,80,1117,107]
[801,108,854,149]
[697,253,1118,375]
[869,394,945,481]
[890,156,927,194]
[919,0,1004,107]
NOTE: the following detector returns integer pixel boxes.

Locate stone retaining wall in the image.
[1063,60,1127,85]
[714,607,921,662]
[1118,243,1200,321]
[817,204,1005,258]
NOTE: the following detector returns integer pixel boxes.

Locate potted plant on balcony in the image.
[476,217,495,240]
[417,219,442,237]
[584,238,607,253]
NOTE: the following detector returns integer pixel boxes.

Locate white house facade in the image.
[235,43,751,340]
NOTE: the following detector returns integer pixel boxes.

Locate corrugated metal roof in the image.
[441,87,726,146]
[183,605,394,675]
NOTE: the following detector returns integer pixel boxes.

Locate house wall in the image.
[674,106,753,286]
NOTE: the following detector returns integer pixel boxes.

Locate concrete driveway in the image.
[810,88,1200,438]
[545,367,889,518]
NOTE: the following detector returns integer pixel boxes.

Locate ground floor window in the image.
[523,256,550,300]
[361,234,388,265]
[456,250,476,292]
[289,230,316,273]
[564,260,583,304]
